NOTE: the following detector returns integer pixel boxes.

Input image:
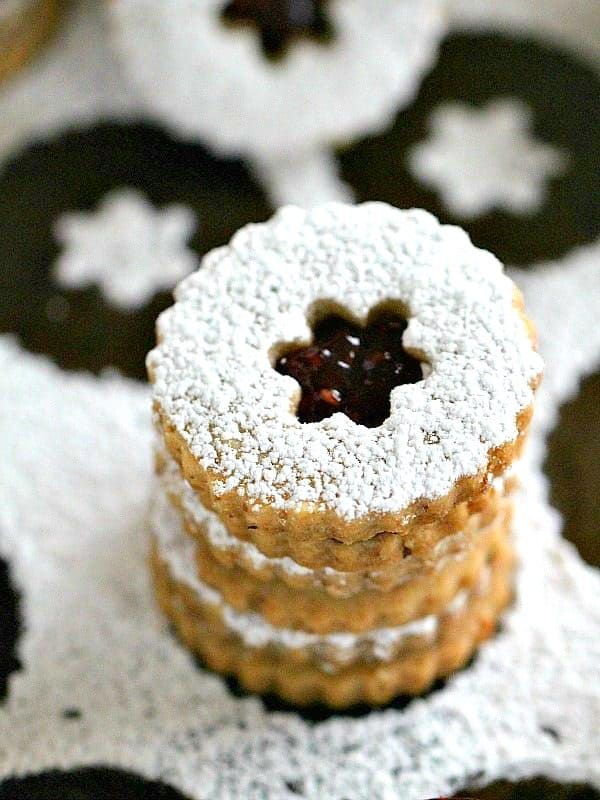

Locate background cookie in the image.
[339,34,600,266]
[0,123,271,379]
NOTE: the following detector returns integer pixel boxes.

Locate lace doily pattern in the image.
[109,0,445,159]
[0,336,598,797]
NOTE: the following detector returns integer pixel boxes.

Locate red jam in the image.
[275,311,423,427]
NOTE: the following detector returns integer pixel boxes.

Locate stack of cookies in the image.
[147,204,542,708]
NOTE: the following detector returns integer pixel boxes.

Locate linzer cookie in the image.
[147,202,541,707]
[148,204,541,545]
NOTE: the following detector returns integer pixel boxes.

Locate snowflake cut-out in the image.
[53,189,198,311]
[409,98,567,219]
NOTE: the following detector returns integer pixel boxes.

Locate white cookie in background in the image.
[108,0,446,160]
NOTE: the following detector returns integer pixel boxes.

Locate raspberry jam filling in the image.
[221,0,333,60]
[275,310,424,427]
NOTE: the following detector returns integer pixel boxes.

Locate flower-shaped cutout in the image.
[275,309,423,427]
[53,189,199,311]
[221,0,333,59]
[408,98,568,219]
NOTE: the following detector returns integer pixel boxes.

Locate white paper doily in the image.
[0,234,599,796]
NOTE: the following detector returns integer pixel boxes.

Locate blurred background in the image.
[0,1,598,797]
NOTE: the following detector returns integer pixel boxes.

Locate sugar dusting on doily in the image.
[0,223,598,796]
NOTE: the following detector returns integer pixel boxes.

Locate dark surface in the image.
[451,777,600,800]
[0,768,191,799]
[0,559,20,700]
[340,33,600,267]
[0,122,272,381]
[546,371,600,566]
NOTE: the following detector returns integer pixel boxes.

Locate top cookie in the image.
[148,204,542,544]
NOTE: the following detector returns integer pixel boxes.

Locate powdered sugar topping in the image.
[149,204,542,520]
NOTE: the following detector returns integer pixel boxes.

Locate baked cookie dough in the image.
[149,205,541,545]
